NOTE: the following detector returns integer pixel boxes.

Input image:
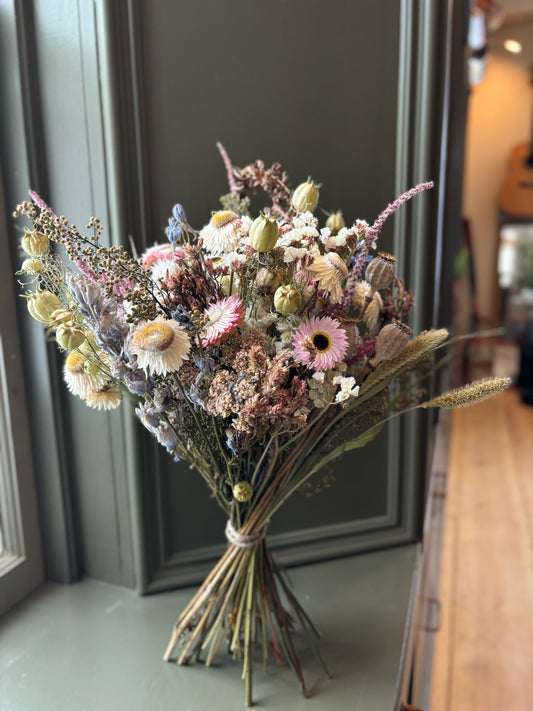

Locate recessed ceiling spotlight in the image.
[503,39,522,54]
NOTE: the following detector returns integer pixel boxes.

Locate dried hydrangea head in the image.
[130,317,190,375]
[199,210,241,253]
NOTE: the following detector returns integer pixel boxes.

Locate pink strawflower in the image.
[201,296,245,346]
[141,243,185,268]
[293,316,348,371]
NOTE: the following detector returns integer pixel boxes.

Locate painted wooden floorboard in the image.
[430,388,533,711]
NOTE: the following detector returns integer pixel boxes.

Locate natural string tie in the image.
[225,519,268,548]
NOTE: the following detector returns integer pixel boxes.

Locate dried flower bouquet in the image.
[14,147,509,706]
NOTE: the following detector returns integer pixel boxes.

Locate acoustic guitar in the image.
[499,73,533,218]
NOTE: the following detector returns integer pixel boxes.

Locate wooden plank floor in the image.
[430,387,533,710]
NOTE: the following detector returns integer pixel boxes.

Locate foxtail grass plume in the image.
[422,377,511,409]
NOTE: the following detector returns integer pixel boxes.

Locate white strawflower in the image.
[85,385,122,410]
[130,317,190,375]
[199,211,241,253]
[63,351,106,398]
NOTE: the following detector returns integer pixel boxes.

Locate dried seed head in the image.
[422,377,511,409]
[256,267,281,294]
[292,181,319,213]
[249,214,279,252]
[232,481,253,503]
[55,321,86,350]
[374,320,412,362]
[20,258,44,274]
[273,284,302,315]
[365,252,397,291]
[49,309,73,328]
[326,212,345,235]
[27,290,62,323]
[21,230,50,257]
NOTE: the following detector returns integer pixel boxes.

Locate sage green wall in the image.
[0,0,466,591]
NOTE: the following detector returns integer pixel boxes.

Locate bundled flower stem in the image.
[13,148,510,706]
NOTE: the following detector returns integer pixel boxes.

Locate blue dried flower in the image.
[166,203,189,244]
[172,204,188,223]
[192,352,215,374]
[172,305,196,330]
[155,421,179,453]
[125,368,151,396]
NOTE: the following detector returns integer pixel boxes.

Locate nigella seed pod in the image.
[27,290,62,323]
[374,320,413,363]
[49,308,73,328]
[256,267,281,294]
[249,214,279,252]
[365,252,397,291]
[233,481,253,503]
[20,258,44,274]
[21,230,50,256]
[292,181,319,213]
[56,321,86,350]
[326,212,345,235]
[273,285,302,315]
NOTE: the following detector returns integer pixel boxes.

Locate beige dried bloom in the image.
[421,377,511,409]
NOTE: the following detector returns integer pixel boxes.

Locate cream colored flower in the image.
[85,384,122,410]
[282,246,308,264]
[130,317,190,375]
[63,351,106,398]
[307,252,349,303]
[352,280,383,329]
[199,211,241,253]
[332,375,360,403]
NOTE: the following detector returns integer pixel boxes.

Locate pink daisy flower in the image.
[293,316,348,371]
[201,296,245,347]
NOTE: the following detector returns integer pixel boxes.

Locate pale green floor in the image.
[0,546,417,711]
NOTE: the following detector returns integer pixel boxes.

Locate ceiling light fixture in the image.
[503,39,522,54]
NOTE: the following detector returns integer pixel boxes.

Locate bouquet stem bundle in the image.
[163,537,328,707]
